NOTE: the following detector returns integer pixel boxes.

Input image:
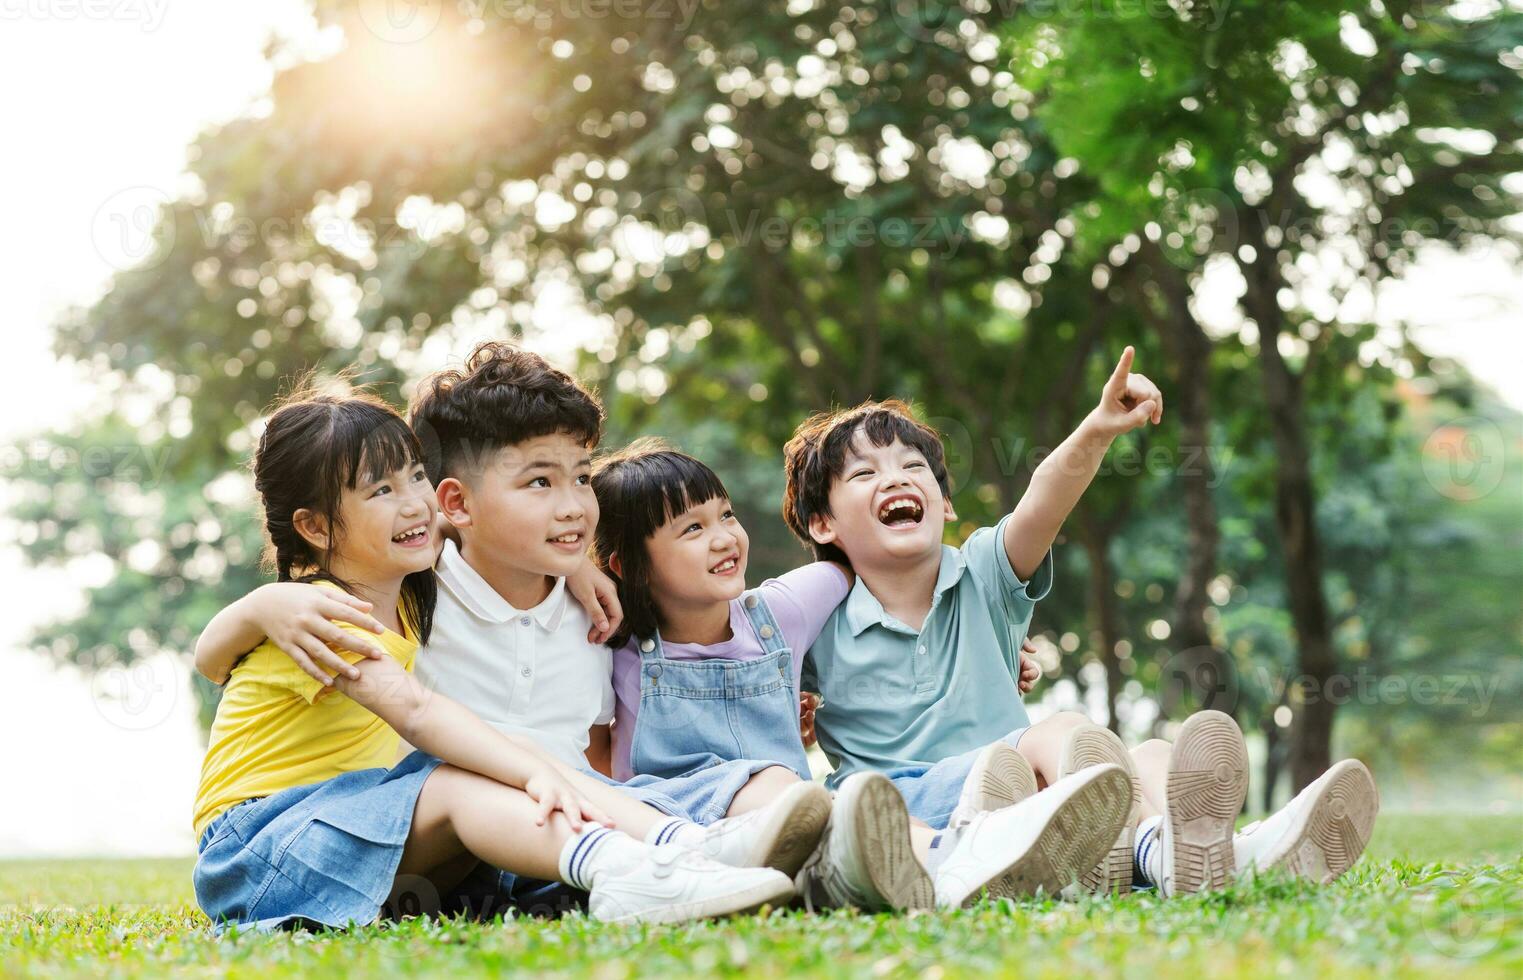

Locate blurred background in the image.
[2,0,1519,858]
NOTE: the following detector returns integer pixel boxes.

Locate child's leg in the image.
[399,764,572,884]
[724,765,801,817]
[1010,711,1091,788]
[1129,738,1169,826]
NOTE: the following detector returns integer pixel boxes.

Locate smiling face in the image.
[809,432,955,570]
[645,495,750,614]
[440,431,599,583]
[303,458,439,586]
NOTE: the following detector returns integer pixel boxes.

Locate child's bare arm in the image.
[1004,346,1163,579]
[333,655,613,829]
[584,724,614,777]
[194,583,388,685]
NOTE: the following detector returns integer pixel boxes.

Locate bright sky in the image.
[0,3,1519,857]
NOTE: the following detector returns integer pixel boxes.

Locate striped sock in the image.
[558,825,642,891]
[1133,815,1164,888]
[644,817,700,848]
[925,826,963,874]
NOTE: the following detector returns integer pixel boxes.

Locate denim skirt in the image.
[193,750,446,932]
[579,756,777,825]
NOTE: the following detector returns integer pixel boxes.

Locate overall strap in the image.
[739,591,789,655]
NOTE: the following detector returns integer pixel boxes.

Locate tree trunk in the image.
[1242,232,1337,792]
[1078,510,1124,733]
[1140,251,1229,703]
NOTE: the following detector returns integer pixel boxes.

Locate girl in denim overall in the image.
[592,439,954,910]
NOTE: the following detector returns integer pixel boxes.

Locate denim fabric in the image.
[629,590,813,783]
[883,726,1029,830]
[193,750,445,933]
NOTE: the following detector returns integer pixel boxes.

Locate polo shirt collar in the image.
[437,539,567,630]
[843,544,966,636]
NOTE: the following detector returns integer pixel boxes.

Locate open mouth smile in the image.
[548,530,585,551]
[709,553,741,575]
[391,524,432,547]
[876,494,925,529]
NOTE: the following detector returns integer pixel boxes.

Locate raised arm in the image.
[334,654,612,829]
[1004,346,1163,579]
[194,582,389,685]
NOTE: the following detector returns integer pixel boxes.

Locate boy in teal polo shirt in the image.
[785,348,1379,897]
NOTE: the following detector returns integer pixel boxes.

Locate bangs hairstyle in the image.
[782,399,951,567]
[410,341,604,484]
[591,437,730,648]
[253,382,436,644]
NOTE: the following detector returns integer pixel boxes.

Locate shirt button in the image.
[520,667,532,678]
[918,645,927,655]
[759,625,774,640]
[744,595,759,609]
[520,616,531,627]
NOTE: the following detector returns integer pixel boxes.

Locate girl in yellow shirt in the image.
[192,385,791,931]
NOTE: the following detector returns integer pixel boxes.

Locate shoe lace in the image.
[792,832,861,913]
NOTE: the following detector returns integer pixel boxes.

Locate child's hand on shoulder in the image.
[251,582,388,686]
[567,561,624,644]
[1018,638,1041,695]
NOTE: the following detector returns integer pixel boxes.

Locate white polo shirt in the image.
[415,539,616,768]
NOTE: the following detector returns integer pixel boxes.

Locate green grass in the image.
[3,813,1519,978]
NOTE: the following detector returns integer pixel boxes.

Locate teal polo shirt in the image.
[801,515,1054,789]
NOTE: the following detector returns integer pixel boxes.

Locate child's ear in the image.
[807,512,838,546]
[437,478,471,527]
[943,496,957,523]
[292,508,329,552]
[608,552,623,578]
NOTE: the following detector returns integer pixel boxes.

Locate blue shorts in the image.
[193,751,587,932]
[882,727,1029,830]
[578,757,777,825]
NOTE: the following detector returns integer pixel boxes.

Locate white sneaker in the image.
[794,772,934,911]
[1158,709,1249,897]
[693,780,833,877]
[947,741,1038,831]
[933,764,1132,909]
[1234,758,1379,884]
[588,846,796,924]
[1058,722,1141,896]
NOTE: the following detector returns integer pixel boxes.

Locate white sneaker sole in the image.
[1060,723,1140,896]
[948,765,1132,907]
[1252,759,1379,884]
[840,772,935,910]
[599,873,798,925]
[961,742,1038,815]
[1163,710,1248,896]
[746,781,833,878]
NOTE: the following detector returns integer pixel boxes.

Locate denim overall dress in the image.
[629,591,812,782]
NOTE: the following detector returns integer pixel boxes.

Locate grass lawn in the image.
[2,812,1518,978]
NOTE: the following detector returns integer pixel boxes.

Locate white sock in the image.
[644,816,702,848]
[558,825,645,891]
[1133,815,1164,888]
[925,825,963,875]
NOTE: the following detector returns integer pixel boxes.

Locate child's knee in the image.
[750,766,800,790]
[1131,739,1170,764]
[1038,711,1090,735]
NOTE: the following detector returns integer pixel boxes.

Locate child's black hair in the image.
[254,383,435,644]
[410,341,604,484]
[782,399,952,567]
[591,438,730,648]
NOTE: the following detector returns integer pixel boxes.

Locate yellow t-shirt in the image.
[192,585,419,838]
